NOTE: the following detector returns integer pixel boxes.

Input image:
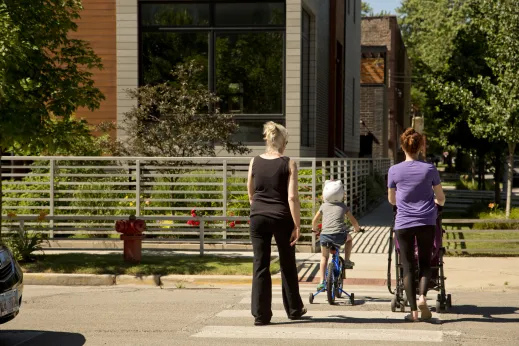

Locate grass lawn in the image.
[444,230,519,256]
[22,253,281,276]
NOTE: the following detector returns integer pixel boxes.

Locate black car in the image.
[0,244,23,324]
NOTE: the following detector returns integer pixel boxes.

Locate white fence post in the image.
[222,160,227,244]
[311,159,317,253]
[49,159,55,238]
[200,219,205,256]
[135,160,141,217]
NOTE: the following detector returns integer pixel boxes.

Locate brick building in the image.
[72,0,362,158]
[360,46,387,159]
[361,16,412,162]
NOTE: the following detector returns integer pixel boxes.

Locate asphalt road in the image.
[0,284,518,346]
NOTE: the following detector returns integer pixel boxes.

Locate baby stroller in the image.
[387,205,452,313]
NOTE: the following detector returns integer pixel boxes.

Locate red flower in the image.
[229,221,236,228]
[318,224,322,229]
[194,221,200,226]
[191,209,196,214]
[248,220,250,224]
[187,220,193,226]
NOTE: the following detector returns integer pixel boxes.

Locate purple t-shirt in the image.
[388,160,441,230]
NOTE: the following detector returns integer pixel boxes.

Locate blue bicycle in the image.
[308,242,355,305]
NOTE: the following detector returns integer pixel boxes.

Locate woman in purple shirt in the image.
[387,128,446,322]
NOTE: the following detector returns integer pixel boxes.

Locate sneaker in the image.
[317,282,326,291]
[344,259,355,268]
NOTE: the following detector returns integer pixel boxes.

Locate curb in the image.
[23,273,391,287]
[24,273,116,286]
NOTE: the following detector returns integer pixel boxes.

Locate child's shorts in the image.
[319,232,348,248]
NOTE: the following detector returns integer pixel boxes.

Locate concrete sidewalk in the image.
[296,252,519,290]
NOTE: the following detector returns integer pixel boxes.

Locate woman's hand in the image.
[290,226,300,246]
[353,224,361,233]
[434,198,445,206]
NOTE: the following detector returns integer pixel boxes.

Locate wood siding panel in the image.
[69,0,117,126]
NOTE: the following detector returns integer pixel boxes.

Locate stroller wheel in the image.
[350,293,355,306]
[391,297,397,312]
[308,292,314,304]
[435,299,445,313]
[447,294,452,308]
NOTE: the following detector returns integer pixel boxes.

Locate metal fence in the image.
[444,190,519,213]
[443,218,519,254]
[1,156,390,252]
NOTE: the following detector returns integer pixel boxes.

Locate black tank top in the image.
[250,156,291,220]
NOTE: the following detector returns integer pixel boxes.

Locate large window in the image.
[139,1,286,143]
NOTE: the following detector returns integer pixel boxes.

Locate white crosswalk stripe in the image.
[193,326,444,342]
[191,286,451,343]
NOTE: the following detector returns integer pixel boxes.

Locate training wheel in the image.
[308,292,314,304]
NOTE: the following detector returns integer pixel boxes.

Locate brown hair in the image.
[400,128,424,155]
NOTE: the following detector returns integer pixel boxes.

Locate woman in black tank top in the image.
[247,122,305,326]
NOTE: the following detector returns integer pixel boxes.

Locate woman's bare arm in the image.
[247,158,255,205]
[388,188,396,205]
[288,160,301,245]
[433,184,446,206]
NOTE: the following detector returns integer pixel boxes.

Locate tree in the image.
[361,2,373,16]
[116,61,250,158]
[0,0,105,237]
[433,0,519,217]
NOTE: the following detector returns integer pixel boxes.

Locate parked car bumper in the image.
[0,246,24,324]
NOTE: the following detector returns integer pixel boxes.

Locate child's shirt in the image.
[319,202,350,234]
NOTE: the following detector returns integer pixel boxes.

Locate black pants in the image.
[396,225,435,311]
[250,215,304,322]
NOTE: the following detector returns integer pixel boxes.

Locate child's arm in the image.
[311,211,322,235]
[346,211,361,233]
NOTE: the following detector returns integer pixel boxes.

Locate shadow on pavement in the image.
[0,330,85,346]
[441,305,519,323]
[269,317,441,325]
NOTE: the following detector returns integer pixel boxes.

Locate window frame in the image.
[138,1,287,145]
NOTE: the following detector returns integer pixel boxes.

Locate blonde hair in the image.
[263,121,288,152]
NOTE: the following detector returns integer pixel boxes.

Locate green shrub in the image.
[4,223,48,262]
[474,207,519,230]
[455,177,494,191]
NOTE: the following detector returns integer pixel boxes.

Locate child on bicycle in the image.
[311,180,361,291]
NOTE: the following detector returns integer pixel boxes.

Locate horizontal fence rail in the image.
[442,218,519,254]
[444,190,519,213]
[1,156,391,253]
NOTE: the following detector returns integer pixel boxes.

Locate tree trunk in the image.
[471,152,476,186]
[494,149,502,205]
[506,142,516,219]
[477,149,485,190]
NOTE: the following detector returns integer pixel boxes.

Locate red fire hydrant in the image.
[115,215,146,264]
